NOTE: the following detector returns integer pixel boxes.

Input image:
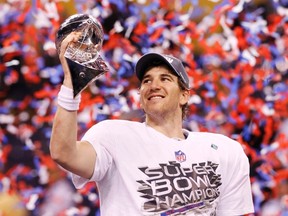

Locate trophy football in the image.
[56,14,109,97]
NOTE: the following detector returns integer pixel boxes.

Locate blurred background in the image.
[0,0,287,215]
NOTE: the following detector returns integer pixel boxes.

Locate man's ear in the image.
[180,89,190,105]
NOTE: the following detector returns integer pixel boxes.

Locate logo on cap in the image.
[164,56,174,64]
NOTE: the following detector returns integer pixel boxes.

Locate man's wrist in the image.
[57,85,81,111]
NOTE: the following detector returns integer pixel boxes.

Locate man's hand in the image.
[59,31,82,88]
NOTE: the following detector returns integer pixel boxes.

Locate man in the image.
[50,32,254,215]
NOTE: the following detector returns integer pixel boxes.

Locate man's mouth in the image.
[148,95,164,100]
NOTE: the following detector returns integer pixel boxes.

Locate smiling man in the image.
[136,54,190,140]
[50,32,254,215]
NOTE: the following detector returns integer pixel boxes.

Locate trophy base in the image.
[65,55,109,97]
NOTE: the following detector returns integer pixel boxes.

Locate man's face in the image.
[139,65,189,119]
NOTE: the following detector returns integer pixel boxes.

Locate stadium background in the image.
[0,0,287,215]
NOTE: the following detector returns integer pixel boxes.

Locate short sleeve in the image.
[71,124,113,189]
[216,142,254,215]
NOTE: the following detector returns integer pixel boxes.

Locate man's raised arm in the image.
[49,32,96,179]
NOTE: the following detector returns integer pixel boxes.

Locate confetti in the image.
[0,0,287,215]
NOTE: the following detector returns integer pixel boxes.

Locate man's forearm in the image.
[50,106,78,168]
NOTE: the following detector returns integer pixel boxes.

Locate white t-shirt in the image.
[71,120,254,216]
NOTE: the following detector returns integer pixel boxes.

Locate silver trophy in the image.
[56,14,109,97]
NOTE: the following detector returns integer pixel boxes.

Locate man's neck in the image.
[145,116,185,139]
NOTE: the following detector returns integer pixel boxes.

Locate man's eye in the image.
[162,77,171,81]
[142,79,151,84]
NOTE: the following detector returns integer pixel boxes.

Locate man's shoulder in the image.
[188,131,232,139]
[97,119,143,128]
[86,120,144,139]
[188,131,243,149]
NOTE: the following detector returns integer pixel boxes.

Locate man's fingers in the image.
[60,31,82,56]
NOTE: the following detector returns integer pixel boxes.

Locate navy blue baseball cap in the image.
[135,52,191,89]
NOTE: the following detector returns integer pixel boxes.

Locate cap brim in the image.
[135,53,174,81]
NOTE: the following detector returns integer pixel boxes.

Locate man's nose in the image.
[150,78,162,89]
